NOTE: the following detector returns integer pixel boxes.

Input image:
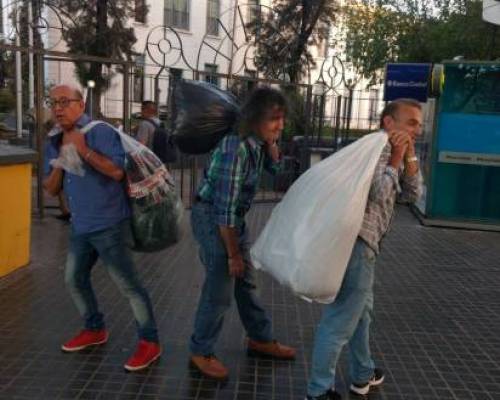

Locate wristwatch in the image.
[406,156,418,163]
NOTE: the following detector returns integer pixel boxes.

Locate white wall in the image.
[45,0,237,119]
[42,0,383,123]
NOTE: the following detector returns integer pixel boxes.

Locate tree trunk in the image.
[89,0,108,118]
[287,1,327,84]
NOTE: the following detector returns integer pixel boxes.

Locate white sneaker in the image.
[350,368,385,395]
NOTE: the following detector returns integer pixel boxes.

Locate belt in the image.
[195,195,212,205]
[194,195,246,217]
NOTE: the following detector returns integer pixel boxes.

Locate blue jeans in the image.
[307,238,376,396]
[65,219,159,343]
[189,202,273,356]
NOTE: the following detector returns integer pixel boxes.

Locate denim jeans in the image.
[65,219,159,343]
[307,238,376,396]
[189,202,273,356]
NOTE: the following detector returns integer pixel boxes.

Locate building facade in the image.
[41,0,382,128]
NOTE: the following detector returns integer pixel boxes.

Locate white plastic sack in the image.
[250,131,388,304]
[49,143,85,176]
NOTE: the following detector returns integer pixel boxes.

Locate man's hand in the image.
[63,129,88,157]
[405,139,416,158]
[228,253,245,278]
[62,129,124,181]
[219,226,245,278]
[388,131,411,153]
[43,167,64,197]
[267,130,281,145]
[403,139,419,177]
[388,130,411,170]
[265,141,280,162]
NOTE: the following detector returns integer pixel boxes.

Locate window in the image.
[204,64,219,87]
[135,0,147,23]
[368,89,380,126]
[170,68,183,81]
[317,37,328,58]
[245,69,257,79]
[247,0,261,24]
[133,55,145,102]
[244,69,257,92]
[164,0,190,30]
[206,0,220,36]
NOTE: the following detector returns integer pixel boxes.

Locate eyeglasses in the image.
[46,97,81,109]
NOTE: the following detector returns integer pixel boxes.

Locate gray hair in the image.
[380,98,422,129]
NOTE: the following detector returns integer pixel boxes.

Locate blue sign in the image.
[437,113,500,154]
[384,63,431,102]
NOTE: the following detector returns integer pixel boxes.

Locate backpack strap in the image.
[140,118,160,130]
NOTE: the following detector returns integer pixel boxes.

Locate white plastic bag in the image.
[81,121,183,252]
[250,131,388,304]
[49,143,85,176]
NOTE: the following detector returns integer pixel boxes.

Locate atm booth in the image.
[415,61,500,231]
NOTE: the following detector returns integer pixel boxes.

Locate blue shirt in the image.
[44,114,130,234]
[197,133,280,227]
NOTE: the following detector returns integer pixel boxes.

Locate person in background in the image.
[135,101,160,150]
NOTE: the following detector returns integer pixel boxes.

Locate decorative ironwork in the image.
[145,25,194,72]
[317,55,346,94]
[196,3,310,82]
[1,0,77,50]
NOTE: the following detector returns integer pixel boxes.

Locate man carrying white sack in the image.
[305,98,423,400]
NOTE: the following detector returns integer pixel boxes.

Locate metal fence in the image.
[133,68,314,207]
[0,44,386,213]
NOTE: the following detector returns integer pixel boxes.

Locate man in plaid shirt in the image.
[306,99,424,400]
[189,87,296,380]
[196,134,281,228]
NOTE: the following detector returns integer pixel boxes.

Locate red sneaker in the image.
[61,329,109,352]
[124,340,162,372]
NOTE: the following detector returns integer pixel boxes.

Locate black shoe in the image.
[305,389,342,400]
[55,213,71,222]
[350,368,385,396]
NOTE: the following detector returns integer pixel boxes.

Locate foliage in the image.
[54,0,147,116]
[249,0,338,83]
[341,0,500,84]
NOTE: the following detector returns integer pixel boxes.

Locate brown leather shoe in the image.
[247,339,296,360]
[190,354,229,380]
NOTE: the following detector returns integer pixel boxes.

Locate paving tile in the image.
[0,205,499,399]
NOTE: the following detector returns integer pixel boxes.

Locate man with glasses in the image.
[43,85,161,372]
[305,99,423,400]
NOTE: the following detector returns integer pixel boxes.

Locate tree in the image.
[341,0,500,85]
[249,0,338,84]
[53,0,147,116]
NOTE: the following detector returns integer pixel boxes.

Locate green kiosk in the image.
[415,61,500,231]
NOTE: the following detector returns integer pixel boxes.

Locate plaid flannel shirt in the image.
[358,141,423,254]
[197,133,280,227]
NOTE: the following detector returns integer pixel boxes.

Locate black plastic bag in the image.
[122,134,183,252]
[173,80,240,154]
